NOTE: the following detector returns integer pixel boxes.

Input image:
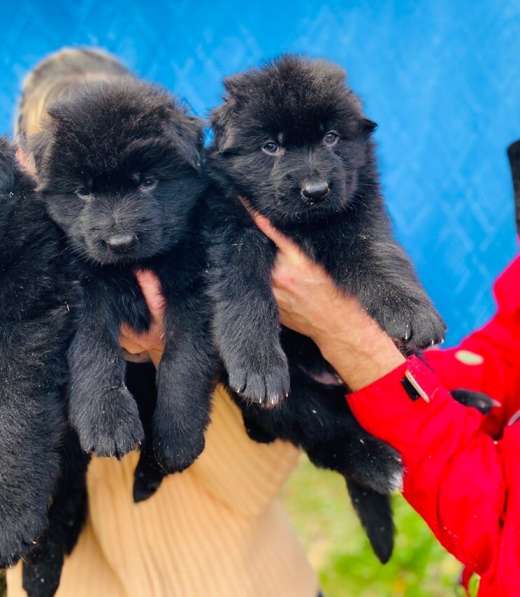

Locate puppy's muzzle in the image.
[104,233,137,254]
[300,180,330,204]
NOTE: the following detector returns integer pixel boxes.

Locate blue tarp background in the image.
[1,0,518,343]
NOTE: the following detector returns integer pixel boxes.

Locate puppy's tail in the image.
[346,478,394,564]
[15,47,130,148]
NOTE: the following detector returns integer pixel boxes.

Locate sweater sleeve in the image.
[347,356,506,576]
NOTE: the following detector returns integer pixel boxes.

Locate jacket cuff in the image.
[347,355,460,456]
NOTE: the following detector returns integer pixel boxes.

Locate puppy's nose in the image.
[105,234,137,253]
[301,181,330,202]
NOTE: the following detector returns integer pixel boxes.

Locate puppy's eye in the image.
[323,131,340,147]
[75,186,92,201]
[139,176,157,190]
[261,141,280,156]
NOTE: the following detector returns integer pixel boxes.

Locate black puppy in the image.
[202,56,446,561]
[28,65,217,476]
[22,428,89,597]
[0,140,86,589]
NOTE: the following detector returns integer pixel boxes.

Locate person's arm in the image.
[249,211,520,585]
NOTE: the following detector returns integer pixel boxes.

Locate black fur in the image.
[22,430,89,597]
[0,139,81,588]
[125,361,165,504]
[203,56,446,561]
[507,139,520,233]
[30,76,218,476]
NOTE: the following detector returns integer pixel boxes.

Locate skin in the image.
[119,269,166,368]
[120,213,405,391]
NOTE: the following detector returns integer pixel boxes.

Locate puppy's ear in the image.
[360,118,377,136]
[46,100,78,130]
[210,100,238,153]
[223,72,250,100]
[209,71,252,153]
[167,113,204,171]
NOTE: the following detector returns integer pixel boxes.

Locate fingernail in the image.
[508,410,520,426]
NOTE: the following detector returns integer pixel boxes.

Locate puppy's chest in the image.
[287,228,355,286]
[84,269,151,333]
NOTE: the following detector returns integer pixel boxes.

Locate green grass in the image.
[282,456,468,597]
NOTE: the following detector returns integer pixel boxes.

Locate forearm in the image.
[311,296,405,391]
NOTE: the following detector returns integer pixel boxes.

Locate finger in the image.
[134,269,166,320]
[272,286,293,307]
[119,323,134,339]
[239,196,302,257]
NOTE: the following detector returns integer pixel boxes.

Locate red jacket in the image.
[347,256,520,596]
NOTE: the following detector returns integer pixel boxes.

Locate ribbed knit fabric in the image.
[7,387,317,596]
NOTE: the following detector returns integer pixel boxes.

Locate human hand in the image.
[249,209,405,390]
[119,270,166,367]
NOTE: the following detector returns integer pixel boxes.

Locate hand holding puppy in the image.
[250,210,406,391]
[119,270,166,367]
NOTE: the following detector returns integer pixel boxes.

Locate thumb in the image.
[134,269,166,320]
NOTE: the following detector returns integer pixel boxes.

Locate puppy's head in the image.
[31,79,204,265]
[210,55,377,224]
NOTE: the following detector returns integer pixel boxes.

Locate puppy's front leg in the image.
[153,280,218,473]
[361,239,446,352]
[210,226,290,407]
[331,235,446,353]
[68,304,143,457]
[22,429,89,597]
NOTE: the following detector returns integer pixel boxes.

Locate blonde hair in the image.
[15,47,129,148]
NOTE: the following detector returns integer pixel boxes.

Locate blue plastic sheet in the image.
[2,0,518,343]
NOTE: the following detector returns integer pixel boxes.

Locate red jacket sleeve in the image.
[346,256,520,593]
[424,256,520,434]
[348,357,505,577]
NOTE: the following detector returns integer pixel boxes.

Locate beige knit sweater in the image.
[7,387,317,596]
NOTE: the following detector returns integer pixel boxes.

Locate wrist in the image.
[315,319,405,391]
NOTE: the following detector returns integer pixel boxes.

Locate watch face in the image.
[507,140,520,234]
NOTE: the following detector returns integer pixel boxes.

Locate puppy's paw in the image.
[73,386,144,458]
[133,449,166,503]
[152,415,206,474]
[373,296,446,353]
[227,350,290,408]
[133,472,164,504]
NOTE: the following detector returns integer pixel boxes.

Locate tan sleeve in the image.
[7,387,317,597]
